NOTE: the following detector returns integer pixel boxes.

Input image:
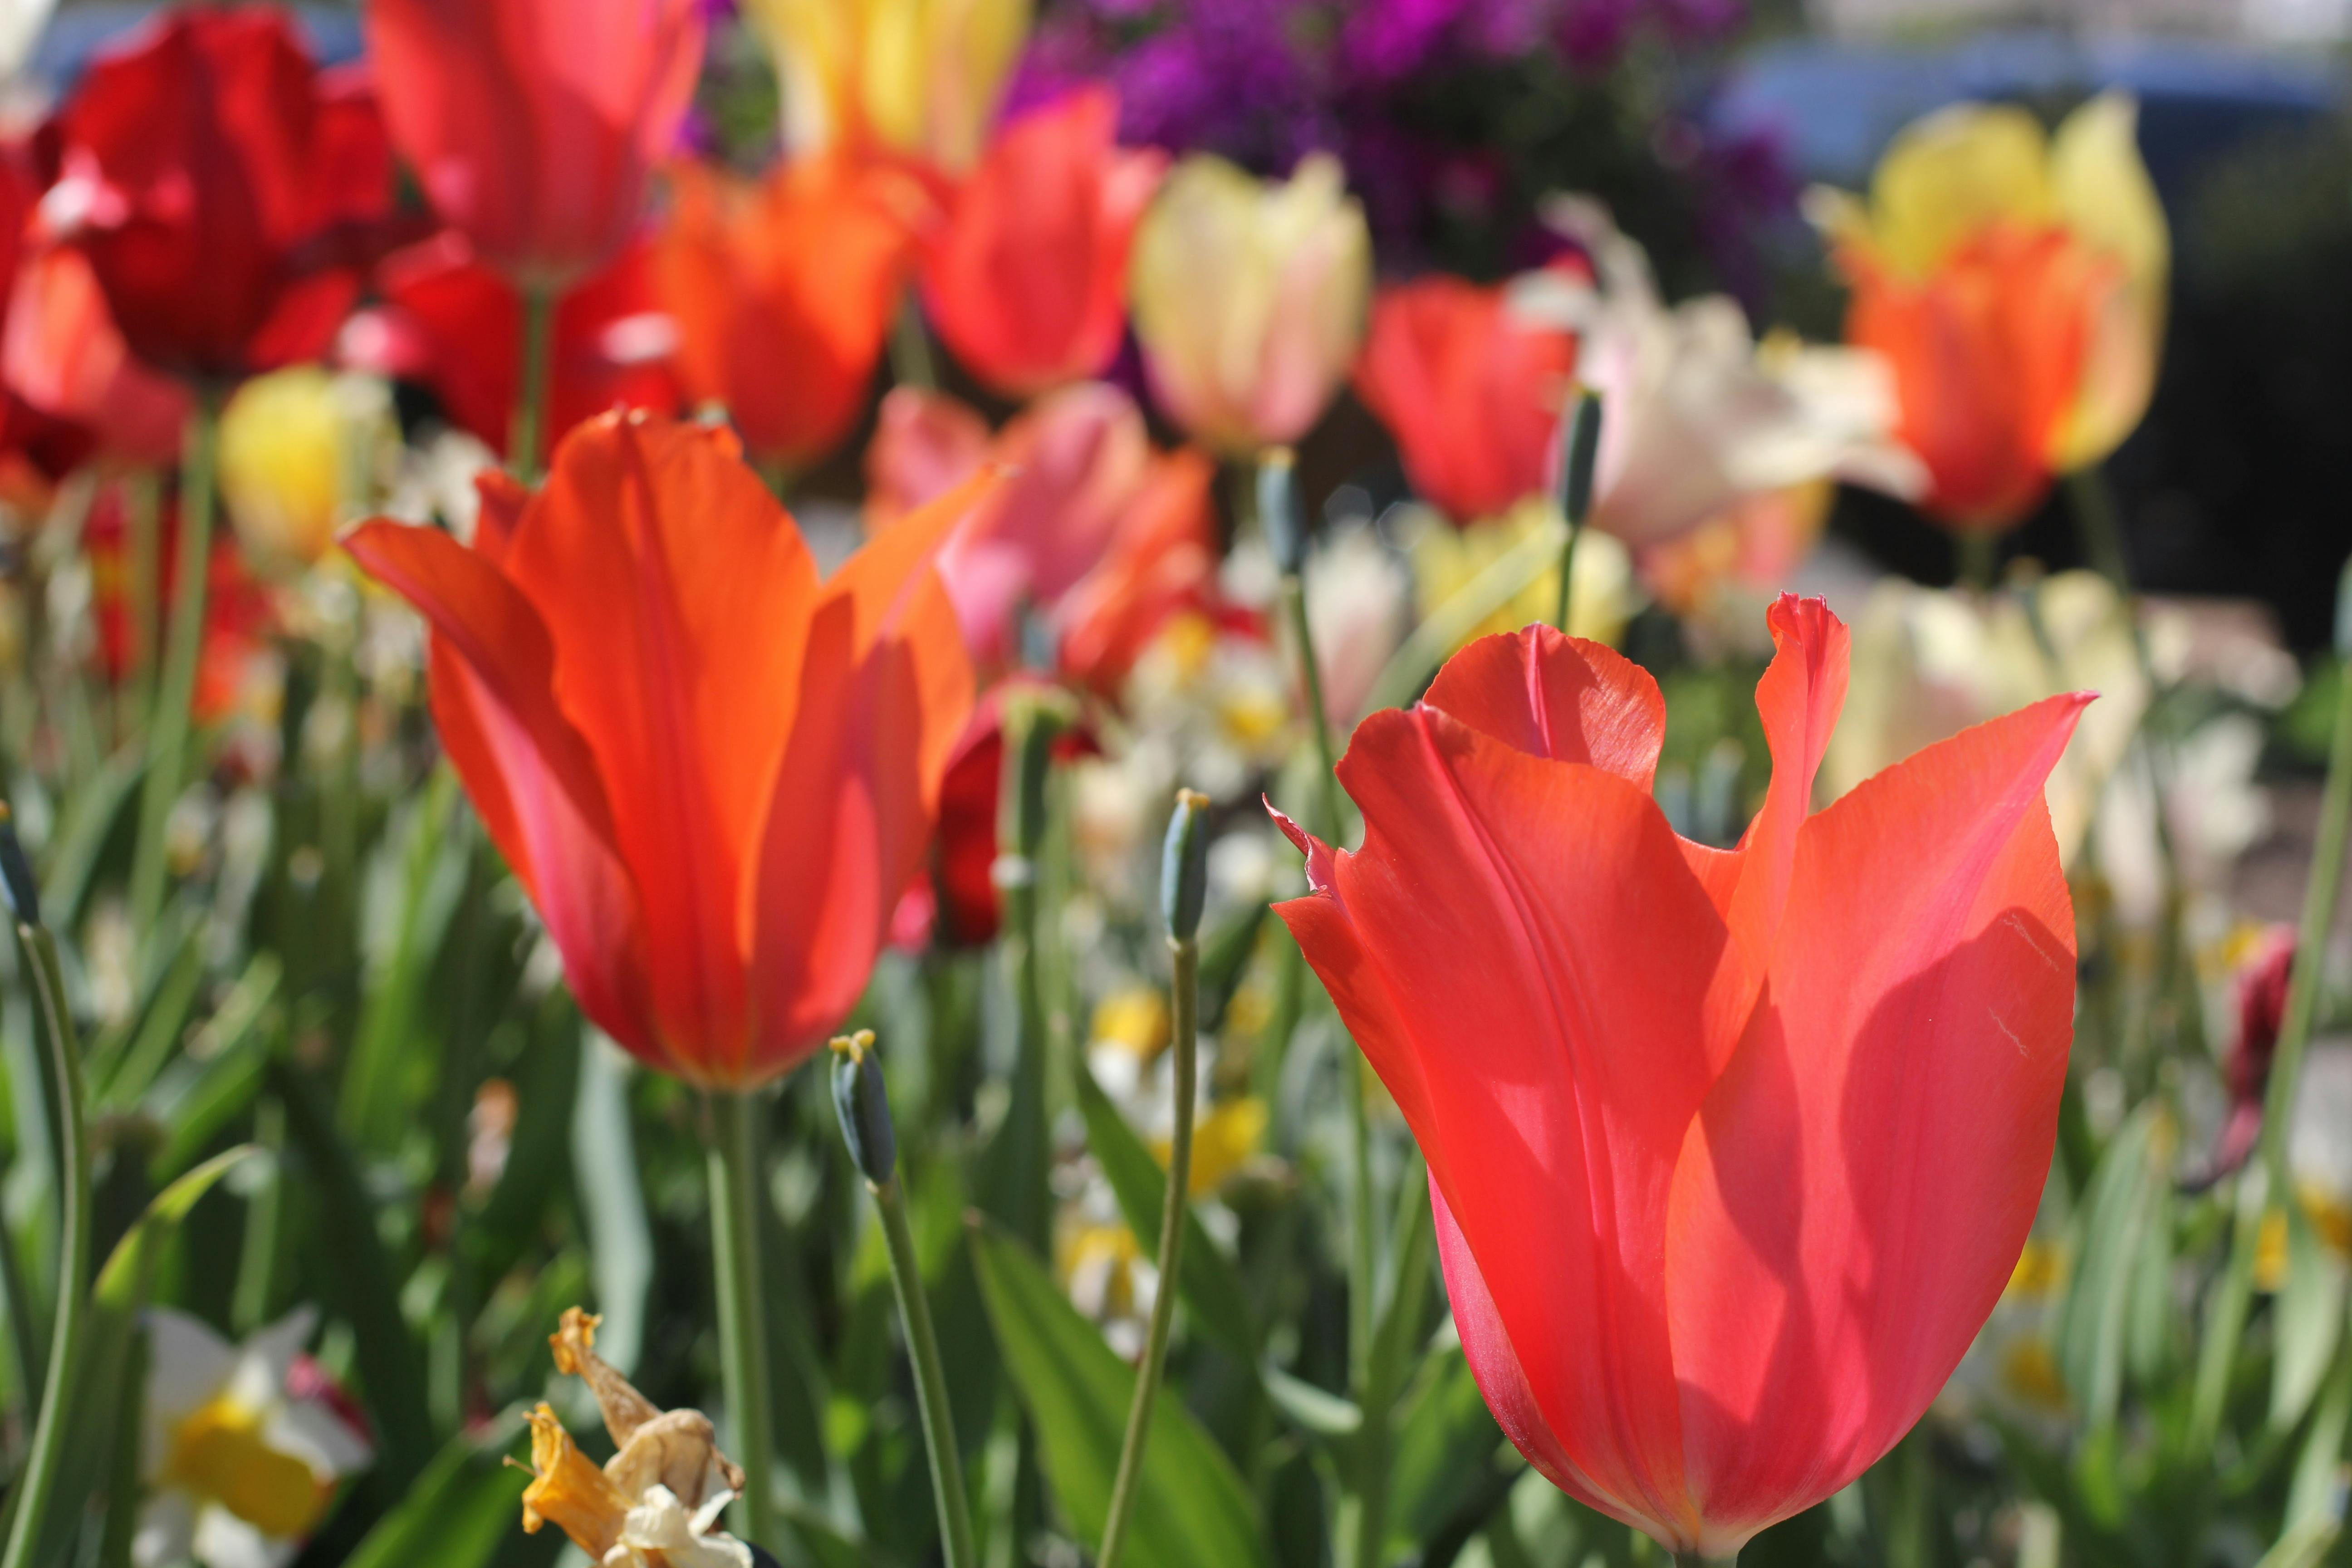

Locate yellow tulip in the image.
[743,0,1030,173]
[1128,153,1371,456]
[217,367,395,570]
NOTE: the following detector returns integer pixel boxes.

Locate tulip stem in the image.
[127,393,220,942]
[1672,1555,1738,1566]
[889,297,938,392]
[1551,517,1583,634]
[0,919,93,1568]
[1550,389,1602,634]
[1953,529,1999,594]
[510,282,558,484]
[706,1090,779,1553]
[872,1172,978,1568]
[2190,554,2352,1448]
[1098,931,1199,1568]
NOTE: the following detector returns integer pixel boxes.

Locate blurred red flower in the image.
[86,477,271,723]
[1275,597,2086,1556]
[345,230,679,456]
[1353,266,1581,524]
[42,8,392,382]
[346,411,988,1087]
[921,87,1164,400]
[657,155,929,470]
[366,0,705,287]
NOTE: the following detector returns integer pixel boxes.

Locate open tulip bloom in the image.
[1274,596,2087,1558]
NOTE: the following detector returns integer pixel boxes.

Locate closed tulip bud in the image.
[1257,448,1304,577]
[1129,154,1371,457]
[829,1031,897,1186]
[1161,789,1211,946]
[1553,386,1604,527]
[0,801,37,927]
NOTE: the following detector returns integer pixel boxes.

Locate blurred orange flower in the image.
[346,412,986,1087]
[921,87,1164,399]
[658,156,930,469]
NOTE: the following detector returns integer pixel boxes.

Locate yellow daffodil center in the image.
[166,1395,327,1539]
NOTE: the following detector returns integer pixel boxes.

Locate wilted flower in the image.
[744,0,1032,173]
[519,1308,751,1568]
[1811,93,2168,532]
[1527,197,1922,547]
[134,1306,373,1568]
[1129,153,1372,456]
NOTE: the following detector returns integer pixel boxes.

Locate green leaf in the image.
[342,770,467,1153]
[570,1032,651,1377]
[1263,1365,1360,1439]
[2271,1195,2347,1431]
[2253,1517,2340,1568]
[1196,903,1268,1035]
[145,953,280,1181]
[968,1218,1273,1568]
[1072,1059,1257,1361]
[2056,1103,2165,1432]
[341,1410,534,1568]
[39,743,143,933]
[1387,1348,1504,1547]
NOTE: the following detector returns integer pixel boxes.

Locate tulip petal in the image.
[341,518,653,1056]
[501,413,821,1066]
[1284,707,1754,1538]
[1720,594,1850,955]
[1664,693,2087,1540]
[1421,626,1664,787]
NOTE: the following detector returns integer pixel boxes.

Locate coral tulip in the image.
[41,8,391,382]
[1354,266,1581,525]
[864,382,1218,691]
[365,0,706,288]
[346,230,679,458]
[1129,153,1372,456]
[743,0,1031,174]
[921,87,1165,399]
[1813,93,2167,532]
[345,411,986,1086]
[659,156,928,470]
[1274,597,2087,1555]
[3,242,189,466]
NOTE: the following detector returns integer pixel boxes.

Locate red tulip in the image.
[87,477,271,723]
[921,87,1165,399]
[916,686,1099,948]
[658,155,929,469]
[344,411,986,1086]
[41,8,391,382]
[345,230,679,456]
[1273,596,2086,1555]
[365,0,705,288]
[864,382,1218,692]
[1353,267,1580,524]
[4,243,191,467]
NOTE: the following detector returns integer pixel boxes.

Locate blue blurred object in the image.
[27,2,365,85]
[1715,28,2340,195]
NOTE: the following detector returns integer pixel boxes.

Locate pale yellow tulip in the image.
[217,367,396,570]
[1128,153,1371,456]
[743,0,1030,173]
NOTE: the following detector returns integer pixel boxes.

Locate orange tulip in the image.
[1353,267,1580,525]
[921,87,1165,399]
[1274,597,2086,1556]
[345,411,986,1086]
[658,156,930,469]
[1817,94,2168,533]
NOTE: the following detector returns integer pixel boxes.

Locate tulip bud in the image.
[1553,386,1604,527]
[829,1031,897,1187]
[1161,789,1212,946]
[0,802,35,927]
[1258,448,1305,577]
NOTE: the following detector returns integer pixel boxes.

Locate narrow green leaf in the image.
[968,1218,1273,1568]
[2272,1196,2347,1431]
[342,770,466,1152]
[1073,1060,1257,1361]
[340,1410,532,1568]
[1388,1348,1504,1546]
[1263,1365,1361,1439]
[2056,1103,2163,1432]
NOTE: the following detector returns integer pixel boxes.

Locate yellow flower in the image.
[743,0,1030,173]
[1403,496,1633,654]
[1811,92,2168,473]
[218,367,395,569]
[1152,1096,1268,1195]
[1092,986,1170,1060]
[1129,154,1371,456]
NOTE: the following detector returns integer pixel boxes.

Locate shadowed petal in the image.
[1421,626,1665,787]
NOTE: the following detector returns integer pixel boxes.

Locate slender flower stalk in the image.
[510,283,558,482]
[831,1031,977,1568]
[1549,388,1603,634]
[2191,554,2352,1445]
[1099,790,1210,1568]
[982,691,1066,1250]
[706,1091,778,1551]
[0,806,92,1568]
[127,392,221,938]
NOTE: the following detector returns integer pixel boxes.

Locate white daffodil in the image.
[133,1307,373,1568]
[1518,196,1924,548]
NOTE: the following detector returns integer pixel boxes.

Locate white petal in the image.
[262,1397,372,1480]
[224,1307,318,1410]
[133,1487,198,1568]
[190,1505,297,1568]
[143,1309,238,1478]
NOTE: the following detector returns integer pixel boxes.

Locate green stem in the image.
[1351,1162,1431,1568]
[889,296,937,392]
[125,469,161,726]
[982,698,1060,1251]
[1953,528,1999,594]
[2191,558,2352,1447]
[510,283,559,484]
[872,1173,977,1568]
[1,924,92,1568]
[1098,935,1199,1568]
[707,1091,778,1553]
[1551,517,1582,634]
[1672,1556,1739,1567]
[127,397,220,939]
[1281,574,1344,842]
